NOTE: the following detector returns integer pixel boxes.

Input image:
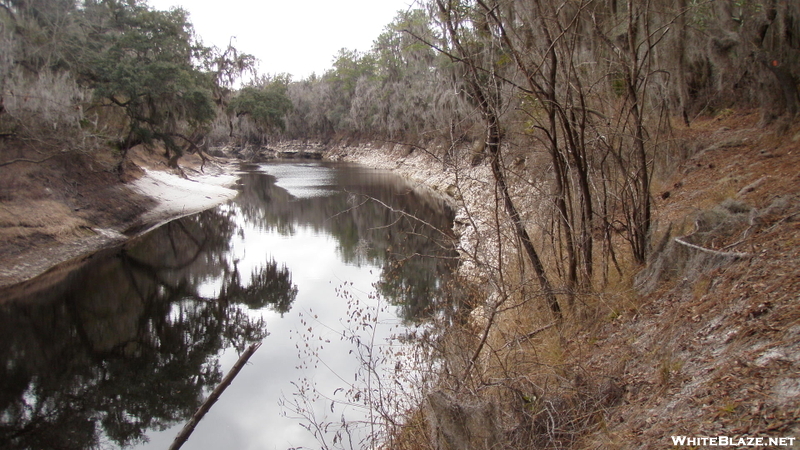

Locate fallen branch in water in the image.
[169,342,262,450]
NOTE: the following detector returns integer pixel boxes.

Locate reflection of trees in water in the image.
[235,164,458,323]
[0,208,297,449]
[0,164,457,449]
[218,261,297,313]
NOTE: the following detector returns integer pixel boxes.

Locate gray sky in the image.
[147,0,416,80]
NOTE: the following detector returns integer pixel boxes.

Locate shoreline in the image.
[0,143,472,296]
[0,157,240,292]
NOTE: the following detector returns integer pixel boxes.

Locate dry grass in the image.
[0,199,92,242]
[382,110,800,449]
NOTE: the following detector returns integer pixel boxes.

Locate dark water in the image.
[0,161,457,450]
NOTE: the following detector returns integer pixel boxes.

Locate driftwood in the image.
[169,342,262,450]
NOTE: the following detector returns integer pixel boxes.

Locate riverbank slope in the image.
[0,145,238,291]
[321,111,800,448]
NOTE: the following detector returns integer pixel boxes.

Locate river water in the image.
[0,161,457,450]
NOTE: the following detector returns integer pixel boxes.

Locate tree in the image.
[227,74,293,144]
[358,8,448,138]
[322,48,377,132]
[82,1,216,166]
[432,0,562,319]
[196,41,257,107]
[281,8,468,141]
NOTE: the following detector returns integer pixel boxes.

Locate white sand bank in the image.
[130,168,239,230]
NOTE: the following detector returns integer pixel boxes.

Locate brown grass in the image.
[565,111,800,448]
[389,109,800,449]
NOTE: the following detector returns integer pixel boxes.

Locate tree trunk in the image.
[170,343,262,450]
[437,0,561,319]
[487,117,562,319]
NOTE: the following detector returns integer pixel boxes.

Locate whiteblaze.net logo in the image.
[671,436,796,447]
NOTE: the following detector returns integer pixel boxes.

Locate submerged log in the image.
[169,342,262,450]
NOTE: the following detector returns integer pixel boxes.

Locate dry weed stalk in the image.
[280,281,444,450]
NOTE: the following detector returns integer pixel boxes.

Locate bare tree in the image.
[433,0,562,319]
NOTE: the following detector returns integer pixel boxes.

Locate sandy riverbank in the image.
[128,166,238,232]
[0,148,240,291]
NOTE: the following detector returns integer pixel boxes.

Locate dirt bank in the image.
[319,113,800,448]
[0,145,238,291]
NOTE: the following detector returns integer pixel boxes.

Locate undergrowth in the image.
[285,112,800,449]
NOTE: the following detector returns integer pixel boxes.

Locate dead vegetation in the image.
[330,109,799,449]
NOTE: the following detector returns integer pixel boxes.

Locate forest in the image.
[2,0,797,282]
[3,1,798,148]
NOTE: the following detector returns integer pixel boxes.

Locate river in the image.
[0,161,457,450]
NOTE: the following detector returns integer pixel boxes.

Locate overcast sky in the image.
[147,0,416,80]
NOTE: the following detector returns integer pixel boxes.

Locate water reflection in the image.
[0,207,294,449]
[0,161,456,449]
[243,162,457,322]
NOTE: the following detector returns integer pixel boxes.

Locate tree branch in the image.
[673,237,750,259]
[0,154,57,167]
[169,342,262,450]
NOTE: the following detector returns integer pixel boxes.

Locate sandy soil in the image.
[129,167,238,232]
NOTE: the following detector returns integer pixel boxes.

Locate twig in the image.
[361,194,455,240]
[500,321,558,350]
[0,154,57,167]
[763,211,800,234]
[673,237,750,259]
[169,342,262,450]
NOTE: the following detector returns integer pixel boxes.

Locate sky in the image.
[147,0,417,80]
